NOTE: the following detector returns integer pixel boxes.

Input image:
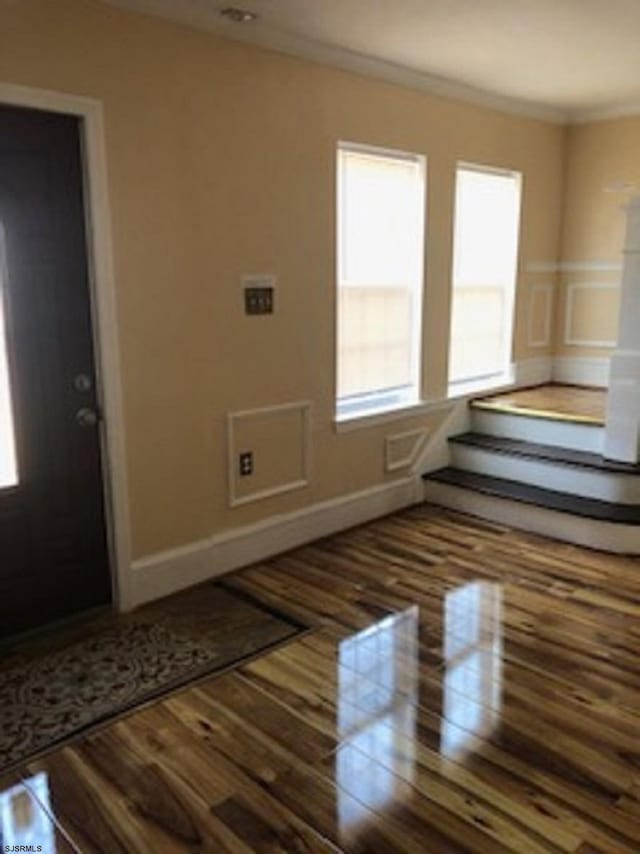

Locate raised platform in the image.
[471,383,606,426]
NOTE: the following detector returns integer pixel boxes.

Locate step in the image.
[425,468,640,523]
[449,433,640,504]
[470,397,604,426]
[451,432,639,473]
[422,468,640,553]
[470,408,604,454]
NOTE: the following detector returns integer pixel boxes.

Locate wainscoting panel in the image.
[564,282,620,348]
[528,282,553,348]
[385,428,429,472]
[227,401,310,507]
[552,356,611,387]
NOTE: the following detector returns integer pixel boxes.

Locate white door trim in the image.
[0,82,133,610]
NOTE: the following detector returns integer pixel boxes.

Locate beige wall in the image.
[555,118,640,358]
[562,118,640,261]
[0,0,566,560]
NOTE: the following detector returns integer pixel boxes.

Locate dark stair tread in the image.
[450,432,640,475]
[424,468,640,525]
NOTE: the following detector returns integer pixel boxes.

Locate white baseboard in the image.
[552,356,611,387]
[512,355,612,388]
[463,356,610,390]
[515,356,553,387]
[130,475,421,607]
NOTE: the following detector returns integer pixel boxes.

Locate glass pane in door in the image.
[0,239,18,489]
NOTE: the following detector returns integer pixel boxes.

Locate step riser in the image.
[471,410,604,453]
[422,481,640,554]
[450,445,640,504]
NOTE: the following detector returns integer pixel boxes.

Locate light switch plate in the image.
[241,274,276,315]
[244,287,273,315]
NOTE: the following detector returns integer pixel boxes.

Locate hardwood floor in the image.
[0,583,303,773]
[2,504,640,852]
[473,384,607,425]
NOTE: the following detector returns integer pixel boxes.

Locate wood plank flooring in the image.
[473,384,607,425]
[2,503,640,852]
[0,583,303,774]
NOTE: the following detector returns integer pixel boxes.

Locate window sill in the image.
[334,397,452,433]
[334,366,518,433]
[447,367,515,401]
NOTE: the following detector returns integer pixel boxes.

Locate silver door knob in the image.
[76,407,98,427]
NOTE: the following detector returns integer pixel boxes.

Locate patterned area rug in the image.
[0,583,305,774]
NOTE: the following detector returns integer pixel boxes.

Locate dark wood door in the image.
[0,105,111,639]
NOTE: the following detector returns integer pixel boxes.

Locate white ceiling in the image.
[105,0,640,122]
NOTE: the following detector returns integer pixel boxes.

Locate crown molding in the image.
[103,1,640,127]
[569,101,640,125]
[103,0,567,125]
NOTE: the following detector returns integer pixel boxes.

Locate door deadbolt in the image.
[74,374,93,393]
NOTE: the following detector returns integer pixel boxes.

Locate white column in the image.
[604,196,640,462]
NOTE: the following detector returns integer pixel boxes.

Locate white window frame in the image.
[335,141,426,422]
[447,161,522,397]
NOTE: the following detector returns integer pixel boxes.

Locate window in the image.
[0,233,17,489]
[336,144,425,419]
[448,164,522,389]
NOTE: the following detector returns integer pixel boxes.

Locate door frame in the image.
[0,82,133,611]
